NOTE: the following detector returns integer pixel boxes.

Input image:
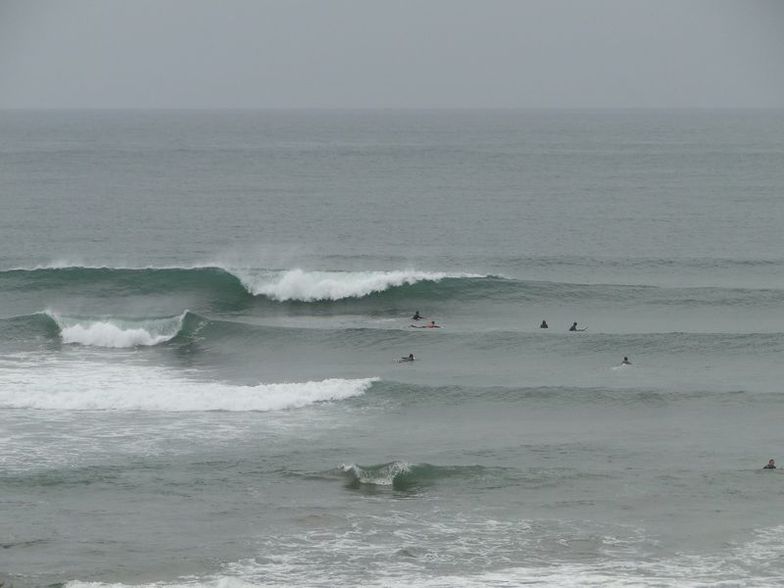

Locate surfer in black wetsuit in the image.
[412,311,423,320]
[399,353,415,362]
[621,357,631,365]
[764,459,776,469]
[540,320,548,329]
[569,322,587,332]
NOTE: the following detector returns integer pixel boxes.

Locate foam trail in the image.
[48,311,187,348]
[0,357,377,411]
[231,268,483,301]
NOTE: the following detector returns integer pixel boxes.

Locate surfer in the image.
[399,353,415,362]
[621,356,631,365]
[412,310,423,320]
[540,320,548,329]
[569,322,586,332]
[764,459,776,469]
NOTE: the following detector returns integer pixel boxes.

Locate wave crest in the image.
[232,269,483,302]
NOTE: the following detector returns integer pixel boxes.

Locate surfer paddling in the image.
[569,322,587,332]
[398,353,416,363]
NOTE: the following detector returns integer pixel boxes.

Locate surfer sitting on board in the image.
[621,356,631,365]
[569,322,587,332]
[411,320,441,328]
[412,310,423,320]
[540,320,548,329]
[764,459,776,469]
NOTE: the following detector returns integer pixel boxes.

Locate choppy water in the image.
[2,110,784,587]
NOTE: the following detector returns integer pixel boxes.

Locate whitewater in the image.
[47,310,189,347]
[2,109,784,588]
[0,355,376,411]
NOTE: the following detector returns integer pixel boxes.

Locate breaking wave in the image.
[231,268,484,301]
[339,460,414,487]
[0,265,489,303]
[46,310,190,347]
[3,264,784,312]
[334,461,501,490]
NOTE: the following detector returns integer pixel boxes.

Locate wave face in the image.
[0,357,377,411]
[0,265,244,294]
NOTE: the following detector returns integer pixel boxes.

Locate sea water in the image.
[1,109,784,587]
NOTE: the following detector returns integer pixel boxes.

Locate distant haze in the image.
[1,0,783,109]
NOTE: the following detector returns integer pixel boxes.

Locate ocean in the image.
[2,109,784,587]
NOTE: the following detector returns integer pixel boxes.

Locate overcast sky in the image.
[1,0,783,109]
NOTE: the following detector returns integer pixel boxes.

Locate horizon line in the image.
[2,106,784,112]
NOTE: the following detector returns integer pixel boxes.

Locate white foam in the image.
[230,268,482,301]
[63,522,784,588]
[0,357,376,411]
[62,552,784,588]
[339,460,411,485]
[5,261,217,271]
[56,488,784,588]
[66,581,255,588]
[48,311,187,348]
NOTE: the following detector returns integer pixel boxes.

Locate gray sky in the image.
[1,0,783,108]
